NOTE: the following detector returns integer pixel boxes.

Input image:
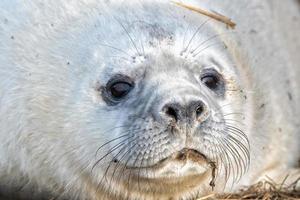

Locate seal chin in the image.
[128,148,211,179]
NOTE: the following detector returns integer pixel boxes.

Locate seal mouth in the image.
[155,148,208,168]
[127,148,209,170]
[115,148,217,190]
[123,148,215,188]
[174,148,208,163]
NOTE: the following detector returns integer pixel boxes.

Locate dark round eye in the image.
[201,73,221,91]
[109,82,132,99]
[101,74,135,105]
[110,81,133,99]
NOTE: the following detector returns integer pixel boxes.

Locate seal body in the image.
[0,0,299,199]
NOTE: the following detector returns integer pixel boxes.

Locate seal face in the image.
[86,4,250,197]
[1,0,299,200]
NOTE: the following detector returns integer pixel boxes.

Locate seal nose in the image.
[163,103,180,122]
[162,100,207,123]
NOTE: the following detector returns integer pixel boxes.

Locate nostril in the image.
[164,106,179,122]
[196,104,204,118]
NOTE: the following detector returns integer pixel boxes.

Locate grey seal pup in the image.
[0,0,299,199]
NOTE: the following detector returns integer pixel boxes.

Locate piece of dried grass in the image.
[172,1,236,29]
[216,176,300,199]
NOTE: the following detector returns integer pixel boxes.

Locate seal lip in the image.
[119,148,211,181]
[127,148,209,170]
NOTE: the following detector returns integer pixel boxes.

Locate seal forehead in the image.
[93,15,227,83]
[94,2,201,52]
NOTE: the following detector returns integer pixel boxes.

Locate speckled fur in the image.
[0,0,299,199]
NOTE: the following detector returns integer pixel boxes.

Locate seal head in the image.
[84,4,250,198]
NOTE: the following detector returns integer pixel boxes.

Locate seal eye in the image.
[200,69,225,95]
[103,74,135,104]
[201,74,220,90]
[110,82,133,99]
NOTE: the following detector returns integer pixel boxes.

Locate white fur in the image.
[0,0,299,199]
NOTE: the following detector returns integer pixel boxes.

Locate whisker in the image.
[95,127,147,193]
[227,137,247,173]
[227,134,250,169]
[103,140,136,184]
[226,127,249,148]
[182,18,211,53]
[92,128,147,172]
[214,138,231,185]
[192,42,226,57]
[226,125,250,149]
[92,140,127,172]
[223,119,245,126]
[140,39,145,55]
[98,43,131,57]
[107,142,139,192]
[216,134,241,182]
[106,55,132,62]
[95,132,132,157]
[223,137,246,182]
[213,137,234,187]
[118,146,141,199]
[110,142,137,183]
[190,32,234,54]
[181,22,191,52]
[223,112,245,117]
[114,17,141,55]
[214,102,235,113]
[96,142,138,195]
[95,126,143,157]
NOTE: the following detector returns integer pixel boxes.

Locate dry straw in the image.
[172,1,236,29]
